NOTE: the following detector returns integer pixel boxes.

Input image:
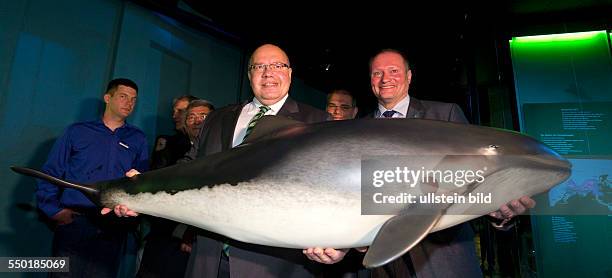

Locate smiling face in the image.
[248,44,292,106]
[370,51,412,109]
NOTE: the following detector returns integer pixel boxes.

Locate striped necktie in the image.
[243,105,271,140]
[382,110,397,118]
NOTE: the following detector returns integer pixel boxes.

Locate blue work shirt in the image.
[36,119,149,218]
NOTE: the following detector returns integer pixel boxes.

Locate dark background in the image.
[132,0,612,127]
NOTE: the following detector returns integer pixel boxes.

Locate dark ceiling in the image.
[133,0,612,114]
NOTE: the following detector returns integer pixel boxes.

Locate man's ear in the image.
[406,70,412,85]
[103,93,111,104]
[352,107,359,119]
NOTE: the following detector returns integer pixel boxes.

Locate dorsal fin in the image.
[240,115,306,145]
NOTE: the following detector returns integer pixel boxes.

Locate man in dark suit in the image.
[107,44,334,277]
[180,44,330,278]
[361,49,535,277]
[150,95,198,170]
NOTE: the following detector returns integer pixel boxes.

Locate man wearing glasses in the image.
[326,89,358,120]
[106,44,330,277]
[184,43,331,278]
[184,99,215,144]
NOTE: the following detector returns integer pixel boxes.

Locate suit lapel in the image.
[220,97,297,150]
[221,103,246,150]
[406,97,425,119]
[277,97,300,120]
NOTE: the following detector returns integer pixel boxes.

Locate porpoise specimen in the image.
[11,117,571,268]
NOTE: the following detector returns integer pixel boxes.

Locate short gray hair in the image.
[187,99,215,111]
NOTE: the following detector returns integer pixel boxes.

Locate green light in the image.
[510,31,606,44]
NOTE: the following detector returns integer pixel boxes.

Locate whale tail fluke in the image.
[10,166,100,203]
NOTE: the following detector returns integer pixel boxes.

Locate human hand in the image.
[489,196,536,227]
[52,208,77,225]
[180,227,196,253]
[303,247,349,264]
[100,205,139,217]
[180,242,192,253]
[125,169,141,178]
[99,170,141,216]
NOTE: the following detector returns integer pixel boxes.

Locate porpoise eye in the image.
[482,144,500,155]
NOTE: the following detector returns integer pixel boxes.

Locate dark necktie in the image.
[243,105,271,140]
[382,110,397,118]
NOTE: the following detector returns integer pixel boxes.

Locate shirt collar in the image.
[376,95,410,118]
[251,93,289,114]
[96,118,129,131]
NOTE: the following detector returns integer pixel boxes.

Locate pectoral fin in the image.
[363,210,443,268]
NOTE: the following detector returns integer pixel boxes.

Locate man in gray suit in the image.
[362,49,535,277]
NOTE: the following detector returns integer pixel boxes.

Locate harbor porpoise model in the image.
[11,117,571,267]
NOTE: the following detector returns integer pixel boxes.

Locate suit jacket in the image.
[184,97,329,278]
[150,132,192,170]
[369,97,483,278]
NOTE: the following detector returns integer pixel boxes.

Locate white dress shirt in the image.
[231,94,289,147]
[375,95,411,118]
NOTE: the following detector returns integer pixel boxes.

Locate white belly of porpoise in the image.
[112,180,393,249]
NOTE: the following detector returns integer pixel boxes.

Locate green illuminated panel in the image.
[509,30,609,57]
[509,29,612,278]
[509,30,612,115]
[510,30,606,43]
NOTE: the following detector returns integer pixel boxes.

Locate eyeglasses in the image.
[187,113,207,121]
[248,63,290,72]
[327,103,354,111]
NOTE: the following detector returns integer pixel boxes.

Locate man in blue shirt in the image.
[37,78,148,278]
